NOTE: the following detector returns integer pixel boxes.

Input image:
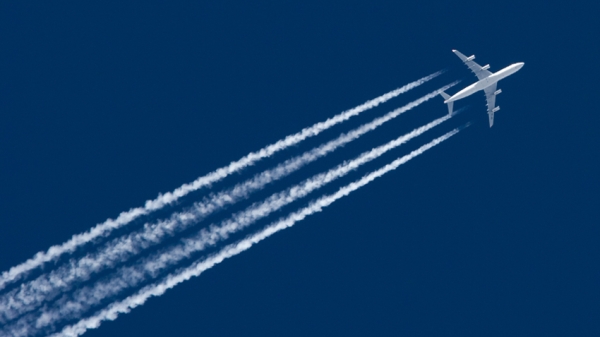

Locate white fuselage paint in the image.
[444,62,524,103]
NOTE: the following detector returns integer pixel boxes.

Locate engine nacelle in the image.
[494,89,502,95]
[482,64,490,70]
[466,55,475,61]
[492,106,500,113]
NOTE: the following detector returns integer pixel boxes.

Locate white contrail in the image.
[5,114,455,333]
[42,127,464,337]
[0,82,458,323]
[0,71,442,292]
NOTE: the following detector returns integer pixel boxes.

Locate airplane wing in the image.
[484,83,498,127]
[453,50,493,80]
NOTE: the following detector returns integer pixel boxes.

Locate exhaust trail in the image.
[6,113,457,332]
[42,126,466,337]
[0,71,442,292]
[0,83,458,323]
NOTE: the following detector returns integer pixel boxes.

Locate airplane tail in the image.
[439,91,453,115]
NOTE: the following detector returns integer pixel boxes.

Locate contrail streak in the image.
[5,114,456,333]
[44,127,465,337]
[0,82,458,323]
[0,71,442,292]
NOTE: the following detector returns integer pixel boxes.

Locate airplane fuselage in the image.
[444,62,524,103]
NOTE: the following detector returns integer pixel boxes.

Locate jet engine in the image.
[466,55,475,61]
[494,89,502,95]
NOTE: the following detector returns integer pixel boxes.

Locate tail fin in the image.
[439,91,453,115]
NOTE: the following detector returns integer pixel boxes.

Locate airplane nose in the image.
[517,62,525,69]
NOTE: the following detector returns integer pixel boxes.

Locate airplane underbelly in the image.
[453,78,498,101]
[452,84,481,101]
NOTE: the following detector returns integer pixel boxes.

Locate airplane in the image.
[440,50,524,127]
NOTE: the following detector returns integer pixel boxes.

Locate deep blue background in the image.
[1,1,598,336]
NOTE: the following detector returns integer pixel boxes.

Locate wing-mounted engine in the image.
[452,50,492,80]
[482,64,490,70]
[492,106,500,113]
[494,89,502,95]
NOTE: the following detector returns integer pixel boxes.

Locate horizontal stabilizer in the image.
[439,91,451,101]
[439,91,453,115]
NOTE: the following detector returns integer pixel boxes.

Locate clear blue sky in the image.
[0,1,598,336]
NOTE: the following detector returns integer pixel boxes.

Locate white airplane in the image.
[440,50,524,127]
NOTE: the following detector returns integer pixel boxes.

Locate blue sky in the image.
[0,1,598,336]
